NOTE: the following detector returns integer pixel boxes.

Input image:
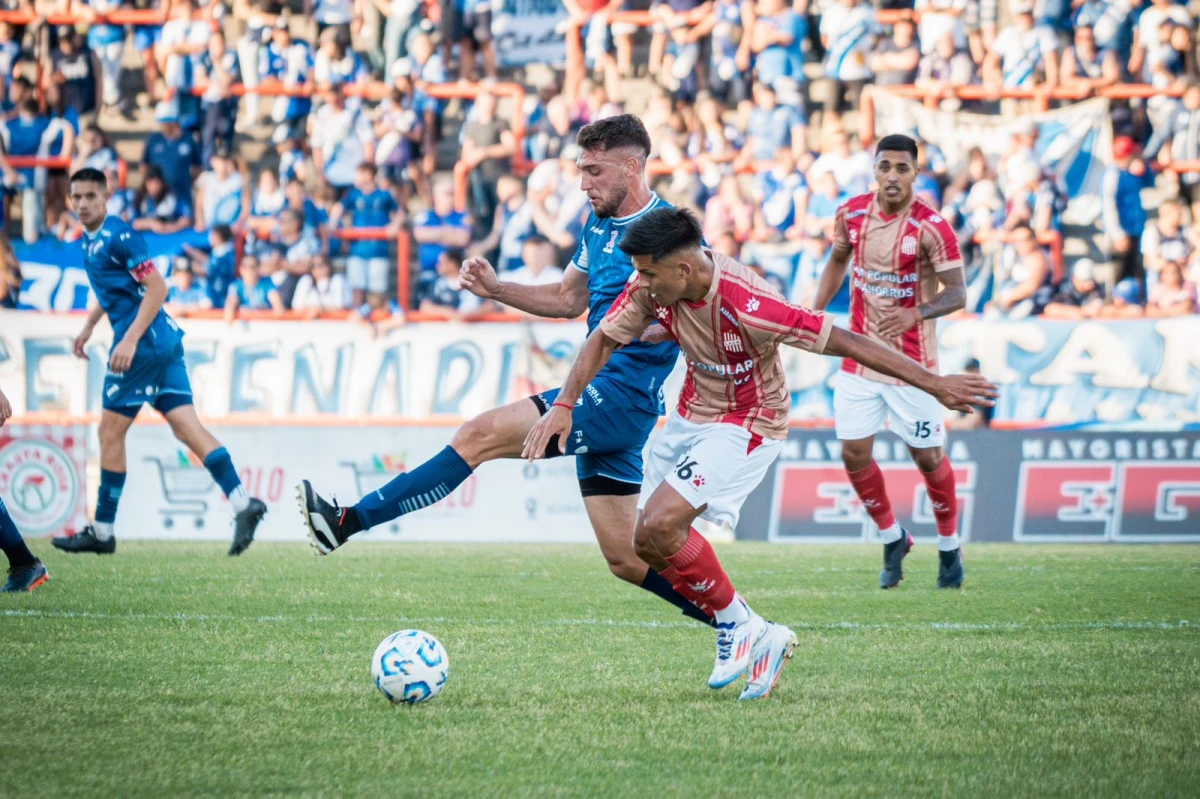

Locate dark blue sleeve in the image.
[113,227,153,274]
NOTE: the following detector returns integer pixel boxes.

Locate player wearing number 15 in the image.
[524,208,997,699]
[50,168,267,557]
[813,134,971,589]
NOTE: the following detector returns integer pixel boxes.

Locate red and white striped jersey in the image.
[832,193,963,384]
[600,252,832,441]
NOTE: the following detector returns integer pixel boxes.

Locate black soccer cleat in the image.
[937,548,965,589]
[2,560,49,593]
[51,525,116,555]
[296,480,356,555]
[229,498,268,556]
[879,530,914,589]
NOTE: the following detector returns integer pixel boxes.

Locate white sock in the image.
[229,486,250,513]
[938,533,961,552]
[878,523,903,544]
[713,594,751,625]
[93,521,114,541]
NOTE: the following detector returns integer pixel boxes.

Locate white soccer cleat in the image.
[738,622,798,701]
[708,611,766,689]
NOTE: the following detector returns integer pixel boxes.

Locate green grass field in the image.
[3,541,1198,797]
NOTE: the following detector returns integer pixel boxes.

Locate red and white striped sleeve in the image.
[922,213,964,273]
[599,279,655,345]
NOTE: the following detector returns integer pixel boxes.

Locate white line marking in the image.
[0,609,1191,632]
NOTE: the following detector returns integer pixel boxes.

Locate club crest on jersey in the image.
[745,297,760,314]
[723,332,744,353]
[901,236,917,256]
[603,230,618,254]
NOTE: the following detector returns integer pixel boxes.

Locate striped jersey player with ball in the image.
[524,205,996,699]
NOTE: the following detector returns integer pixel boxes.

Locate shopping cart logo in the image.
[143,450,217,530]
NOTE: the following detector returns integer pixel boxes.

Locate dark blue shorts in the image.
[531,374,660,487]
[103,341,194,418]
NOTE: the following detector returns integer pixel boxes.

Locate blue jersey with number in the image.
[82,215,181,350]
[569,194,679,415]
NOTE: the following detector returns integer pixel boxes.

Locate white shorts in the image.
[833,371,946,448]
[346,256,391,294]
[637,414,783,530]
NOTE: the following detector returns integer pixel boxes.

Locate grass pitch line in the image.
[1,608,1192,632]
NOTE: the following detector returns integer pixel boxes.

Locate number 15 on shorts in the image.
[913,421,932,440]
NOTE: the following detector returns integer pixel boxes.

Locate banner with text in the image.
[0,424,88,537]
[737,429,1200,543]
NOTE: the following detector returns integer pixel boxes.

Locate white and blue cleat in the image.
[738,622,798,701]
[708,611,767,689]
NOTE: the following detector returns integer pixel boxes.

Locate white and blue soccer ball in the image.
[371,630,449,705]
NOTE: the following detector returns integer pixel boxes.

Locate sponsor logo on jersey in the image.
[719,306,738,326]
[655,305,670,320]
[846,209,867,219]
[745,297,760,314]
[907,217,921,229]
[691,358,754,378]
[901,236,917,256]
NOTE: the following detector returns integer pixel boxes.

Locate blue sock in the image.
[354,446,473,531]
[641,568,718,627]
[93,469,126,539]
[0,497,36,567]
[203,447,249,511]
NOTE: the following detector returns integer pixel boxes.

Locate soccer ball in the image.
[371,630,449,705]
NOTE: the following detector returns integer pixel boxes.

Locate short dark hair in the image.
[212,223,234,243]
[876,134,919,160]
[70,167,107,189]
[618,207,703,261]
[443,247,465,264]
[576,114,652,158]
[524,233,551,248]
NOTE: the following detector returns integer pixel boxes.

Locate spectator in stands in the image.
[198,29,242,166]
[184,223,237,308]
[1072,0,1133,61]
[132,165,194,234]
[648,0,707,85]
[948,358,993,430]
[419,247,489,318]
[194,148,248,230]
[72,125,118,175]
[1041,258,1106,319]
[143,104,202,203]
[276,206,321,267]
[444,0,496,81]
[790,232,832,307]
[1146,260,1198,315]
[737,81,806,168]
[232,0,281,129]
[467,174,534,272]
[1129,0,1191,81]
[375,0,419,73]
[292,253,350,316]
[0,24,21,110]
[0,233,17,308]
[804,168,846,238]
[984,0,1058,93]
[1141,198,1190,290]
[1145,84,1200,223]
[413,177,471,295]
[376,64,426,203]
[461,88,515,231]
[1003,157,1064,235]
[50,26,98,118]
[225,253,284,321]
[704,174,754,244]
[252,169,288,218]
[528,96,579,164]
[688,95,741,203]
[915,0,967,56]
[869,18,920,87]
[315,26,369,96]
[158,0,211,129]
[42,83,78,234]
[313,0,360,41]
[747,0,807,94]
[753,145,807,243]
[502,234,564,312]
[987,225,1053,318]
[1,76,32,121]
[1096,276,1147,317]
[261,17,314,142]
[2,96,49,242]
[1102,135,1150,282]
[309,88,375,191]
[818,0,876,124]
[697,0,749,106]
[285,177,326,232]
[276,132,306,185]
[917,31,976,110]
[131,0,166,108]
[810,128,873,197]
[165,260,213,316]
[1061,24,1120,95]
[333,163,400,306]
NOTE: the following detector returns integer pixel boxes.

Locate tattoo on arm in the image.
[918,267,967,321]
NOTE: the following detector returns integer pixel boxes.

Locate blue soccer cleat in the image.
[880,530,914,589]
[2,560,48,593]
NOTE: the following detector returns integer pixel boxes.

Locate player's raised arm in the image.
[822,326,999,413]
[461,255,589,320]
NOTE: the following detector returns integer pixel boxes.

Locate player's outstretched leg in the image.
[162,404,267,556]
[842,437,912,589]
[53,410,136,554]
[911,447,964,589]
[0,497,48,592]
[634,490,766,690]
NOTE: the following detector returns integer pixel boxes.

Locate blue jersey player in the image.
[51,168,268,556]
[298,115,715,627]
[0,383,49,592]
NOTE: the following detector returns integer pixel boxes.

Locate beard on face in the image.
[593,186,628,219]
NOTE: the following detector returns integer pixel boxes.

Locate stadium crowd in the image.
[0,0,1198,319]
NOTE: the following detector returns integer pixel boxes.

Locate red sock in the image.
[922,457,959,537]
[847,460,896,531]
[662,528,737,613]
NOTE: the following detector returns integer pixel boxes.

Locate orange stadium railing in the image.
[0,155,129,187]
